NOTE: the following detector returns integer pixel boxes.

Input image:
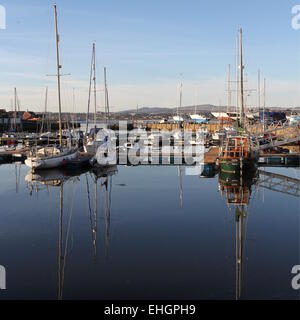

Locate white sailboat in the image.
[25,4,78,170]
[90,67,117,166]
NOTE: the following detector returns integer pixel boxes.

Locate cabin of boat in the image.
[219,135,257,174]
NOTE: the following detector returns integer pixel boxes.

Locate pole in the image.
[258,69,260,113]
[41,86,48,133]
[263,78,266,132]
[93,43,97,131]
[104,67,110,127]
[227,64,231,114]
[236,35,239,125]
[54,4,63,146]
[86,43,94,135]
[178,81,183,129]
[14,87,17,131]
[239,28,244,128]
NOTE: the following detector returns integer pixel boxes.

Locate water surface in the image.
[0,163,299,299]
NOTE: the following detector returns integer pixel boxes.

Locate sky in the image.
[0,0,299,112]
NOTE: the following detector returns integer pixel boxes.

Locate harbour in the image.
[0,0,299,304]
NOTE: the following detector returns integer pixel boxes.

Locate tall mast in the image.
[14,87,17,131]
[263,78,266,131]
[54,4,63,146]
[104,67,110,127]
[257,69,260,113]
[41,86,48,133]
[227,64,231,114]
[194,85,197,114]
[86,43,95,135]
[236,35,239,120]
[177,81,182,116]
[72,88,75,130]
[92,43,97,130]
[239,28,244,128]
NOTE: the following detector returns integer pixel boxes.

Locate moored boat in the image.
[25,4,78,171]
[219,134,257,174]
[25,147,78,170]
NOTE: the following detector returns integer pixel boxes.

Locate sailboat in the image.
[84,45,112,157]
[189,88,209,124]
[88,66,116,166]
[219,29,257,175]
[25,4,78,170]
[172,82,184,123]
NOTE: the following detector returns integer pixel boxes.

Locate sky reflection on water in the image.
[0,164,299,300]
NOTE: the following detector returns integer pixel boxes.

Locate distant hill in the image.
[118,104,227,114]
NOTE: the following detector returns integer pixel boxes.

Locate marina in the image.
[0,0,299,304]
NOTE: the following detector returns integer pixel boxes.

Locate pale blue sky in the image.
[0,0,299,112]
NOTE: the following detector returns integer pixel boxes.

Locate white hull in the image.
[25,149,78,170]
[84,141,103,155]
[190,114,209,123]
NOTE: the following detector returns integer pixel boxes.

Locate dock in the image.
[204,146,219,164]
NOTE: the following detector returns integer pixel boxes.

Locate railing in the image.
[259,170,300,197]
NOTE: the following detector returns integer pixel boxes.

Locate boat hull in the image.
[25,150,78,170]
[219,158,257,174]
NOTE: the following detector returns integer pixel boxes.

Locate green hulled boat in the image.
[219,135,257,175]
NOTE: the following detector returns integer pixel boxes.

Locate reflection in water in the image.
[178,166,183,208]
[218,169,300,299]
[25,165,118,299]
[0,163,297,299]
[219,170,259,300]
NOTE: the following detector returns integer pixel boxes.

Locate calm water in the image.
[0,163,299,300]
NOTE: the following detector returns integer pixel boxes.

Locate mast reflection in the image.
[25,165,118,299]
[219,170,258,300]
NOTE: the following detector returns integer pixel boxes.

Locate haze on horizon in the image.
[0,0,299,113]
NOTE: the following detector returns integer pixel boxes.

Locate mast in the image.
[236,35,239,122]
[14,87,17,131]
[227,64,231,114]
[72,88,75,130]
[263,78,266,132]
[177,81,183,128]
[239,28,244,128]
[194,85,197,114]
[104,67,110,128]
[86,43,95,135]
[92,43,97,131]
[54,4,63,146]
[257,69,260,114]
[41,86,48,133]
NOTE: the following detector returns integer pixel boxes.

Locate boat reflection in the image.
[25,165,118,299]
[88,165,117,260]
[219,170,258,300]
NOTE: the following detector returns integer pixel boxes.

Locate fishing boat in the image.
[219,29,258,175]
[219,134,257,174]
[25,4,78,170]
